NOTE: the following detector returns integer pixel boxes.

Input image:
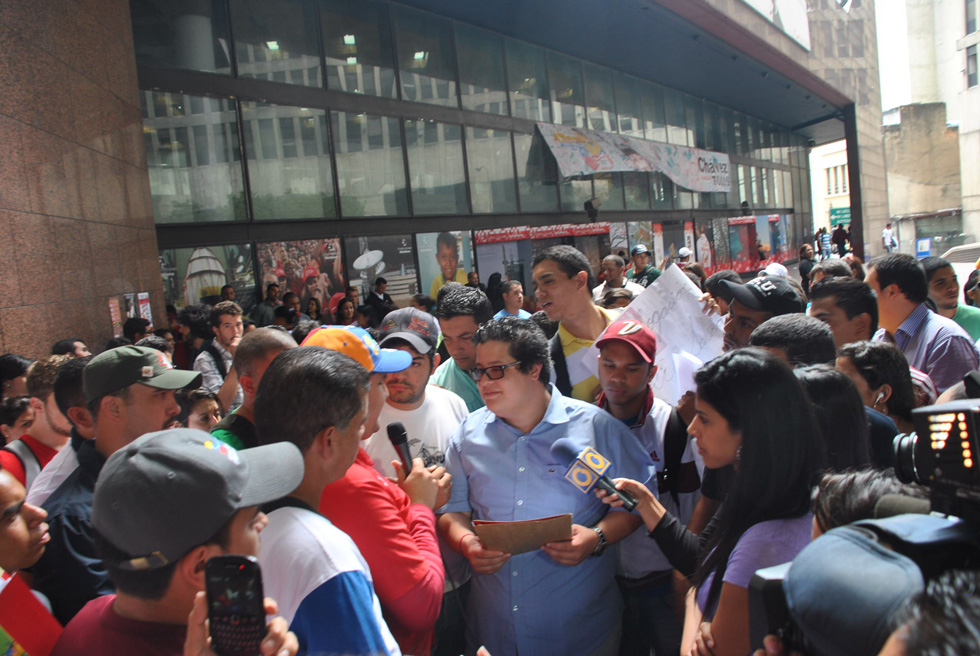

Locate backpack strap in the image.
[549,332,572,397]
[4,439,42,491]
[660,407,689,507]
[201,342,228,379]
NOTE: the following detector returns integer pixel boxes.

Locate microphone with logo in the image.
[550,438,637,511]
[386,422,414,473]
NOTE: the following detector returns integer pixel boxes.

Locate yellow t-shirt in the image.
[429,269,470,299]
[559,306,621,403]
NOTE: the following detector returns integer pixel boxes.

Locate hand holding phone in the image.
[205,555,266,656]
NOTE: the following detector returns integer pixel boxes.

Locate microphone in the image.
[550,439,637,511]
[386,422,413,474]
[874,494,931,519]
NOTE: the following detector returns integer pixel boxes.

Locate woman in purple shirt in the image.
[601,348,826,656]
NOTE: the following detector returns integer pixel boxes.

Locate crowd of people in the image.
[0,239,979,656]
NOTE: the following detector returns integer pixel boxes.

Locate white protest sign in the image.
[593,264,724,405]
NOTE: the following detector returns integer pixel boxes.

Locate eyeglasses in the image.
[468,361,521,381]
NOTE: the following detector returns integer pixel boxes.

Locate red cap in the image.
[595,319,658,363]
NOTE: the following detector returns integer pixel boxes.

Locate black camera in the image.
[748,400,980,655]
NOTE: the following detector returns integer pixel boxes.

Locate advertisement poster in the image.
[474,234,534,303]
[608,222,629,255]
[696,224,714,272]
[159,244,256,313]
[256,239,346,314]
[727,216,760,273]
[710,217,732,272]
[416,231,475,300]
[344,234,418,308]
[652,224,665,265]
[124,294,137,319]
[627,221,653,253]
[108,298,123,337]
[138,292,153,330]
[683,222,696,255]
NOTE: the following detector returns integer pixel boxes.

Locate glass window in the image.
[969,0,977,34]
[456,24,508,115]
[623,172,650,210]
[405,119,467,214]
[230,0,321,86]
[241,102,336,220]
[466,128,517,213]
[686,96,704,149]
[393,6,458,107]
[703,103,719,151]
[663,88,689,145]
[514,131,558,212]
[131,0,232,74]
[142,91,245,224]
[674,185,698,210]
[642,82,667,142]
[969,46,978,88]
[320,0,397,98]
[593,173,625,211]
[505,40,550,122]
[583,63,616,133]
[651,172,673,210]
[547,51,585,127]
[560,179,593,212]
[614,74,644,138]
[331,111,408,217]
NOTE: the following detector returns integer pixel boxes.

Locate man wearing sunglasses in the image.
[438,317,654,656]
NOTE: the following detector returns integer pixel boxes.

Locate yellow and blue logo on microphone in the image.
[563,447,611,493]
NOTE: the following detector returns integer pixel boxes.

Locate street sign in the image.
[829,207,851,226]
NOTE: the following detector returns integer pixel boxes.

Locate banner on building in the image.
[536,123,732,193]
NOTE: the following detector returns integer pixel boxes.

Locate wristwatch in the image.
[590,525,608,557]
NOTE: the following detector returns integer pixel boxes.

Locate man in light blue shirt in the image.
[868,253,980,393]
[492,281,532,320]
[438,318,654,656]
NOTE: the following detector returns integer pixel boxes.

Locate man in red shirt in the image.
[0,355,73,490]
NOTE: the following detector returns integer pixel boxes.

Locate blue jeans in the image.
[618,581,683,656]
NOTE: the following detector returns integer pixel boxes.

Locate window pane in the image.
[405,119,467,214]
[230,0,322,87]
[131,0,232,74]
[593,173,625,211]
[623,172,650,210]
[651,172,672,209]
[514,131,558,212]
[394,7,458,107]
[663,88,690,145]
[969,46,978,88]
[320,0,397,98]
[547,51,585,127]
[614,74,644,138]
[505,40,551,122]
[331,111,408,217]
[466,128,517,213]
[241,102,336,220]
[456,24,508,115]
[142,91,245,224]
[583,63,616,132]
[642,82,667,142]
[560,179,593,212]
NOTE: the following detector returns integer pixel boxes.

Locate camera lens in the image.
[893,432,918,484]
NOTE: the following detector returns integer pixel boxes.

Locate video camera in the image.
[748,400,980,656]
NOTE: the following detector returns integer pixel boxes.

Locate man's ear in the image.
[28,397,45,415]
[66,406,95,434]
[239,374,258,398]
[179,544,222,592]
[574,270,589,290]
[528,361,543,381]
[647,364,658,385]
[212,325,221,339]
[855,312,873,340]
[431,353,441,371]
[315,425,338,461]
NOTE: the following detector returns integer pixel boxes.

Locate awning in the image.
[536,123,732,193]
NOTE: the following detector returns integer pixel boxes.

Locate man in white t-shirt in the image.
[362,307,471,656]
[882,223,897,253]
[592,254,644,303]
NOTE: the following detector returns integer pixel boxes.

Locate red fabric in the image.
[320,449,445,656]
[0,435,59,487]
[0,573,62,656]
[51,595,185,656]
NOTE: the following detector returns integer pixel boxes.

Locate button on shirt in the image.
[873,303,980,393]
[443,386,655,656]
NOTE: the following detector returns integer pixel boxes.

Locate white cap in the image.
[763,262,789,277]
[678,247,693,259]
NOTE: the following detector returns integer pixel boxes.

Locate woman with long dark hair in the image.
[794,364,871,472]
[600,348,826,656]
[333,298,357,325]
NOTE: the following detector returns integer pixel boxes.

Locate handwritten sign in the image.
[596,264,724,405]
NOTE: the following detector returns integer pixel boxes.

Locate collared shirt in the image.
[32,440,110,625]
[443,386,655,656]
[591,279,645,303]
[873,303,980,393]
[555,306,620,403]
[250,300,277,327]
[493,308,531,320]
[193,340,243,411]
[626,266,661,288]
[430,357,484,412]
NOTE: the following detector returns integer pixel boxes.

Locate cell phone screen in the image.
[205,555,266,656]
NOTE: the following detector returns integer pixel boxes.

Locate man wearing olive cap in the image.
[31,346,201,625]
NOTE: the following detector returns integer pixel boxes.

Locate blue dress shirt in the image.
[443,385,655,656]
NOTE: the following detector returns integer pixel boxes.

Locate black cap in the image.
[720,276,803,317]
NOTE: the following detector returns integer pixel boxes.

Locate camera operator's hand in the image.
[751,635,804,656]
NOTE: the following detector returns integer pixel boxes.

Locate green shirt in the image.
[210,411,255,450]
[429,357,484,412]
[626,265,662,288]
[953,304,980,342]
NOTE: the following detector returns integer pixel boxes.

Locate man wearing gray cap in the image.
[31,346,201,625]
[51,428,303,656]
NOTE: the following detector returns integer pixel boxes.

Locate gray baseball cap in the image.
[379,307,439,354]
[92,428,303,570]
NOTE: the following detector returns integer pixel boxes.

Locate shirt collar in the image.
[557,306,619,346]
[596,386,654,428]
[483,383,569,430]
[895,303,931,339]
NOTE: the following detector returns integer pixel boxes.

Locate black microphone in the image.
[874,493,931,519]
[386,422,414,474]
[550,438,638,511]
